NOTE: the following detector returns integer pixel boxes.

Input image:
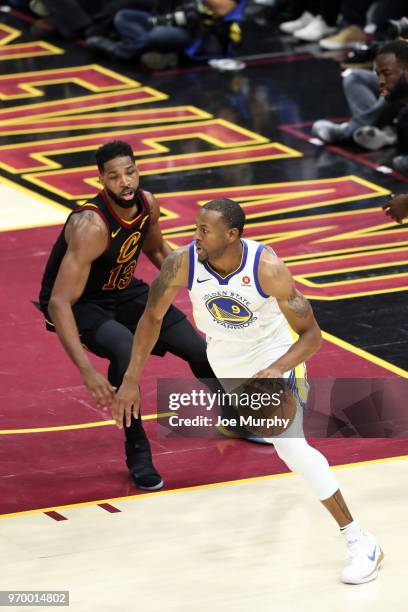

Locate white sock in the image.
[340,520,363,542]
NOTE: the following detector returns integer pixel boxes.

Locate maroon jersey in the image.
[39,189,151,306]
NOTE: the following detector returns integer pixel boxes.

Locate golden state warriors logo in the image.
[205,296,254,329]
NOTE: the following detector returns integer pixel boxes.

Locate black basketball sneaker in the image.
[125,439,163,491]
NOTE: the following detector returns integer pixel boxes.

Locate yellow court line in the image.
[0,106,212,135]
[0,412,172,435]
[2,336,405,432]
[1,454,407,520]
[301,285,408,301]
[0,23,21,45]
[153,174,388,199]
[322,331,408,378]
[296,259,408,277]
[162,203,393,239]
[0,87,168,122]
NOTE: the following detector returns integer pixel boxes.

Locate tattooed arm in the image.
[253,249,322,378]
[111,247,189,427]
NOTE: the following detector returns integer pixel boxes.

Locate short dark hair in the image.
[202,198,246,236]
[95,140,135,173]
[376,40,408,67]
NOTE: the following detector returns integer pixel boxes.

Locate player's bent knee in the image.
[272,438,338,500]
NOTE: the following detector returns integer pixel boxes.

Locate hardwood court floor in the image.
[0,10,407,610]
[1,457,406,611]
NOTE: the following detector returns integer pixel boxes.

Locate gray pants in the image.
[342,69,385,137]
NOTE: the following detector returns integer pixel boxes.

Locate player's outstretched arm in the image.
[382,194,408,223]
[48,211,115,407]
[254,249,322,378]
[111,247,189,427]
[141,193,173,269]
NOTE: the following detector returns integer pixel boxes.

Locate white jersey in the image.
[188,239,294,379]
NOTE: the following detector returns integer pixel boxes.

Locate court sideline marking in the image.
[1,454,407,520]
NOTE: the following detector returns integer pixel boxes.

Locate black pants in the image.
[41,280,217,454]
[40,0,93,37]
[290,0,341,27]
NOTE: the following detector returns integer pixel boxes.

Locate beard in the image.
[386,74,408,103]
[105,186,139,210]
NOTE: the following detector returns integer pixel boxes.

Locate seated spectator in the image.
[312,67,389,145]
[312,40,408,171]
[86,0,241,69]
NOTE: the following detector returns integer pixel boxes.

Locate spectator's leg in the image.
[371,0,407,37]
[85,0,154,37]
[341,0,374,29]
[319,0,371,49]
[279,0,316,34]
[113,9,152,58]
[144,25,192,52]
[40,0,92,37]
[319,0,341,28]
[343,69,385,134]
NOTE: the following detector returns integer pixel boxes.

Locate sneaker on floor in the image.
[279,11,314,34]
[353,125,397,150]
[293,15,336,42]
[311,120,349,143]
[125,440,164,491]
[29,0,49,17]
[319,25,366,50]
[393,155,408,176]
[341,532,384,584]
[85,35,121,58]
[140,51,178,70]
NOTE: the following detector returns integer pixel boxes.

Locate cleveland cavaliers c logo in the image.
[117,231,141,263]
[205,296,253,326]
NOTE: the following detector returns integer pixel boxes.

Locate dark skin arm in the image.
[253,249,322,378]
[255,250,357,524]
[48,211,115,407]
[382,194,408,224]
[111,247,189,427]
[141,192,172,269]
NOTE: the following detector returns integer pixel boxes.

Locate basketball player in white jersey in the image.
[111,198,383,584]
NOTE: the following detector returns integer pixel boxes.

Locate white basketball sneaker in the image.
[279,11,314,34]
[293,15,336,42]
[341,532,384,584]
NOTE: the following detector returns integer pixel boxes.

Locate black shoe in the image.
[393,155,408,176]
[140,51,178,70]
[85,35,121,59]
[125,440,163,491]
[341,43,379,69]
